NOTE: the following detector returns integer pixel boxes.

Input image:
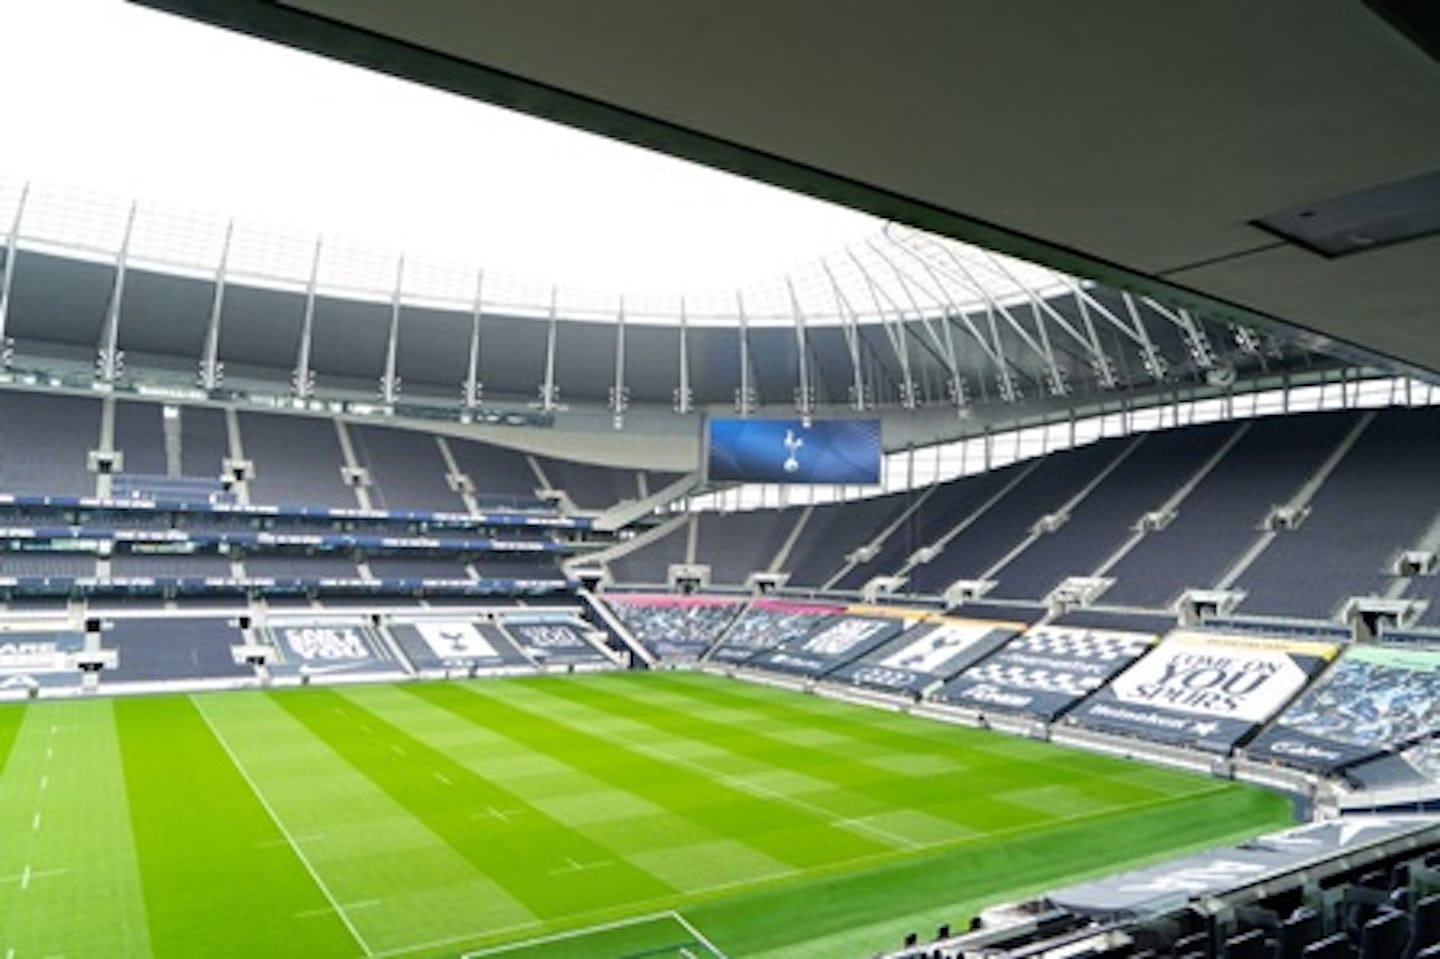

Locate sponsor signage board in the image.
[1068,630,1337,751]
[937,626,1155,720]
[747,615,903,677]
[831,620,1018,693]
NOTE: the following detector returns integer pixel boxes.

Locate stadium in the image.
[2,3,1440,958]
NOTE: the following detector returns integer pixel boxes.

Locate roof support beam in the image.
[848,249,917,409]
[463,270,484,409]
[540,285,560,411]
[673,297,693,414]
[380,254,404,404]
[97,201,138,385]
[0,182,28,368]
[786,277,815,422]
[292,235,322,400]
[821,259,869,412]
[735,291,756,415]
[198,218,233,392]
[869,240,968,413]
[609,296,628,428]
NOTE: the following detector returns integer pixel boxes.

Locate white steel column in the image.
[673,296,693,414]
[463,270,484,410]
[735,291,756,415]
[380,254,404,404]
[199,219,233,391]
[609,296,628,428]
[0,182,29,367]
[540,285,559,411]
[292,236,323,400]
[97,201,139,384]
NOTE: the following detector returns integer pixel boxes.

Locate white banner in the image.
[1109,634,1313,722]
[280,626,371,662]
[415,621,496,659]
[0,635,78,675]
[801,618,889,656]
[878,622,998,673]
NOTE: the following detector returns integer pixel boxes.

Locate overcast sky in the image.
[0,0,880,294]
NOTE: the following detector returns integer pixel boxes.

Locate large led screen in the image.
[706,418,880,484]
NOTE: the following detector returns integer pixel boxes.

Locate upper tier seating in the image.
[695,509,798,585]
[0,391,99,497]
[239,412,356,509]
[1238,408,1440,618]
[906,439,1127,594]
[348,424,467,513]
[990,422,1240,601]
[1102,412,1360,608]
[782,493,914,589]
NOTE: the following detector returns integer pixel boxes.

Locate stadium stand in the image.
[109,549,233,578]
[100,616,252,683]
[534,455,638,510]
[833,466,1020,590]
[238,411,357,509]
[347,423,467,513]
[606,518,690,585]
[0,391,99,497]
[364,554,473,580]
[694,508,797,585]
[112,400,168,476]
[241,552,360,579]
[1237,408,1440,619]
[445,435,545,507]
[905,438,1131,594]
[990,422,1241,601]
[781,493,913,589]
[603,593,744,659]
[179,404,230,479]
[1101,412,1363,608]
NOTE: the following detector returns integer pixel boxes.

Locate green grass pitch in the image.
[0,671,1292,958]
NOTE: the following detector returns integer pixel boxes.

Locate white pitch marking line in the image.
[44,746,52,759]
[31,812,41,832]
[192,697,375,957]
[671,910,729,959]
[433,771,452,786]
[20,866,30,891]
[39,774,47,791]
[390,744,406,757]
[455,909,677,958]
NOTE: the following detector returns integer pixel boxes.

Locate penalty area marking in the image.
[458,910,728,958]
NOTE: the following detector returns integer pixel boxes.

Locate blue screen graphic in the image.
[706,419,881,484]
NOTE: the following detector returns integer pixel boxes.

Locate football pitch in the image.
[0,671,1292,958]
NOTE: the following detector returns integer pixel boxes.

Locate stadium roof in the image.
[132,0,1440,378]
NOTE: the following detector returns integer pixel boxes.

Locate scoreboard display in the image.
[706,418,881,484]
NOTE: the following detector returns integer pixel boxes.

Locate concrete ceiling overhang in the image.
[130,0,1440,375]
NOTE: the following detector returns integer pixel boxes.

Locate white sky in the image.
[0,0,880,295]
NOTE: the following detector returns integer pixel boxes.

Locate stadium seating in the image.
[348,423,468,512]
[694,508,798,585]
[239,411,357,509]
[0,391,100,497]
[101,616,253,683]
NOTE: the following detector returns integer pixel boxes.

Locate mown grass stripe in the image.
[0,704,24,778]
[115,695,358,959]
[272,686,677,920]
[409,681,893,867]
[497,676,1167,838]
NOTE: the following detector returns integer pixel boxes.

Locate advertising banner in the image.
[507,620,608,663]
[1248,645,1440,771]
[1068,630,1337,751]
[831,619,1018,694]
[0,630,84,676]
[711,600,842,663]
[747,615,903,677]
[936,626,1155,719]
